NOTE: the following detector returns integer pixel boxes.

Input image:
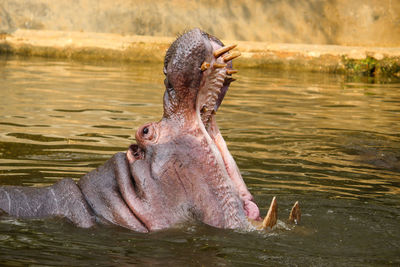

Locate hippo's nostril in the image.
[142,127,149,135]
[129,144,144,160]
[129,144,139,152]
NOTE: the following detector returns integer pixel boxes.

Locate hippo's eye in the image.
[137,124,156,143]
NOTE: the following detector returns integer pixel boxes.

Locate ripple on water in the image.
[0,58,399,265]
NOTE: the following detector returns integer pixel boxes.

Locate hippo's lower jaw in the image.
[195,42,261,222]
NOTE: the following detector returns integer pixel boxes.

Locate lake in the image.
[0,56,399,266]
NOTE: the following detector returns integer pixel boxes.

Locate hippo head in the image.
[0,29,298,231]
[112,29,260,231]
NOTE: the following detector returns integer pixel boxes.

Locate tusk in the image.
[262,196,278,229]
[213,44,237,58]
[213,63,227,69]
[288,201,301,224]
[226,69,238,75]
[201,62,210,71]
[223,51,241,62]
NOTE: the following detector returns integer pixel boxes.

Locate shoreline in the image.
[1,29,399,77]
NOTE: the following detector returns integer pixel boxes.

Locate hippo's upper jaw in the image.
[113,29,261,231]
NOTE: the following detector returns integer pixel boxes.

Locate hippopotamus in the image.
[0,29,300,232]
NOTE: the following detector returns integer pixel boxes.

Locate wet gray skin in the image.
[0,29,260,232]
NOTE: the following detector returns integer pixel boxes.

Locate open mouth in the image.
[195,43,261,221]
[196,44,239,131]
[120,31,302,231]
[125,41,261,229]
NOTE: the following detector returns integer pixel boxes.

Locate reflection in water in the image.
[0,57,399,265]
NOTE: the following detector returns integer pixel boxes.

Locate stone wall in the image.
[0,0,399,47]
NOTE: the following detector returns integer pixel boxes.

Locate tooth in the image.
[213,44,237,58]
[288,201,301,224]
[223,51,241,62]
[262,196,277,229]
[213,63,227,69]
[226,69,238,75]
[201,62,210,71]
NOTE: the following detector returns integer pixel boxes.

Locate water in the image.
[0,56,399,266]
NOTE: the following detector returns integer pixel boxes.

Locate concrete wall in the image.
[0,0,399,47]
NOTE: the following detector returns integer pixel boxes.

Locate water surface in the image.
[0,57,399,266]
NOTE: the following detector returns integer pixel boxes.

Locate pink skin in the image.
[199,39,260,221]
[209,120,260,220]
[0,29,260,232]
[119,29,260,231]
[122,118,250,230]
